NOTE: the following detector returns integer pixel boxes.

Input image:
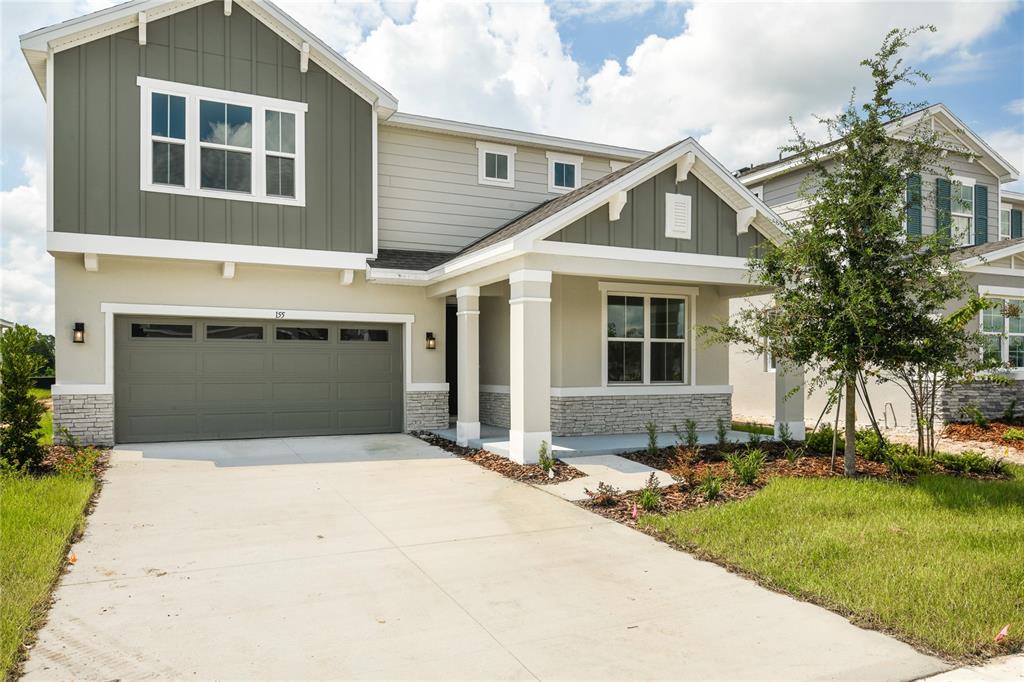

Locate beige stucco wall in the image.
[479,282,510,386]
[54,254,447,386]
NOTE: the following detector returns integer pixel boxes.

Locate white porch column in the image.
[508,269,552,464]
[456,286,481,446]
[775,362,806,440]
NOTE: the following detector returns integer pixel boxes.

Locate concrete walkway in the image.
[545,454,676,501]
[24,434,947,680]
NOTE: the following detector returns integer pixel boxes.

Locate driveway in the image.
[25,434,946,680]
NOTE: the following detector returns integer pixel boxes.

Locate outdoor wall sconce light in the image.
[72,322,85,344]
[425,332,436,350]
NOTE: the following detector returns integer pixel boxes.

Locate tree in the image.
[706,26,966,475]
[1,324,47,469]
[30,329,56,376]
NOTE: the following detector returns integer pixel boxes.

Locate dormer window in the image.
[546,152,582,193]
[138,77,306,206]
[476,141,515,188]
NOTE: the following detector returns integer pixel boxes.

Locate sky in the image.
[2,0,1023,334]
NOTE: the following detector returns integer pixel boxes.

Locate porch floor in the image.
[429,424,758,458]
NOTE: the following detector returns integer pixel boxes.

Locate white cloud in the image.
[1007,99,1024,116]
[1,157,53,333]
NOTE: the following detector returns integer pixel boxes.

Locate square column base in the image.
[509,429,552,465]
[776,420,806,441]
[456,421,480,446]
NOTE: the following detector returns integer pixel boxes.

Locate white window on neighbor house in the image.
[138,77,306,206]
[602,287,695,385]
[546,151,582,193]
[1000,204,1013,240]
[476,141,516,188]
[764,342,777,373]
[950,176,975,247]
[980,298,1024,368]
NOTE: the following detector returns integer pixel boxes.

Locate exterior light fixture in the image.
[425,332,436,350]
[73,322,85,343]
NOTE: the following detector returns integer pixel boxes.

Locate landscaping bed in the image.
[944,421,1024,450]
[412,431,585,484]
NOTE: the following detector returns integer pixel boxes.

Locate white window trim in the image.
[476,141,516,188]
[138,76,307,207]
[979,296,1024,368]
[599,283,698,388]
[1000,203,1013,241]
[949,174,976,247]
[546,151,583,194]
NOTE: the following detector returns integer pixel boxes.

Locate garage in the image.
[114,317,404,443]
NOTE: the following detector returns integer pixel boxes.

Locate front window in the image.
[980,299,1024,367]
[139,77,306,206]
[1000,206,1013,240]
[605,293,688,384]
[951,179,974,246]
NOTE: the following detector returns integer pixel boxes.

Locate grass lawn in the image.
[0,474,95,677]
[29,387,52,445]
[731,421,774,436]
[642,468,1024,659]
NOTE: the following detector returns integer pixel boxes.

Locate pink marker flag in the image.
[995,624,1009,643]
[631,502,638,520]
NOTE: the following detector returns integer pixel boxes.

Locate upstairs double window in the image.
[139,77,306,206]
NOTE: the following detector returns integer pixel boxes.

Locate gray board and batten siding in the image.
[547,167,769,258]
[53,3,373,253]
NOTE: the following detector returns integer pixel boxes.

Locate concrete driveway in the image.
[25,434,946,680]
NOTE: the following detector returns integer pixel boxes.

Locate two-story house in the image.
[730,104,1023,430]
[22,0,792,463]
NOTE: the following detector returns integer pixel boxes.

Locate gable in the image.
[546,167,769,259]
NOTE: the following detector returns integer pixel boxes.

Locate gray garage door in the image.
[114,317,403,443]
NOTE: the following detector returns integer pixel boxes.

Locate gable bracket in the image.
[300,42,310,73]
[676,152,695,183]
[609,191,628,221]
[736,206,756,235]
[137,12,146,46]
[224,0,232,16]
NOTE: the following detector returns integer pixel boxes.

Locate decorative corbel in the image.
[224,0,232,16]
[736,206,756,235]
[609,191,628,221]
[300,43,310,73]
[222,262,236,279]
[84,253,99,272]
[339,269,354,286]
[676,151,695,183]
[138,12,147,45]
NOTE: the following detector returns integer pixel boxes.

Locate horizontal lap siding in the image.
[377,127,617,252]
[53,3,372,253]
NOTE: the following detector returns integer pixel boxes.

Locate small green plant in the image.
[584,481,622,507]
[856,428,887,462]
[53,446,102,479]
[960,403,989,428]
[636,471,662,512]
[694,472,722,501]
[0,324,47,470]
[1002,399,1018,423]
[538,440,555,475]
[784,443,805,464]
[727,448,766,485]
[885,443,933,477]
[934,450,1009,476]
[674,419,699,450]
[645,419,659,456]
[777,422,792,443]
[716,418,729,448]
[1002,427,1024,442]
[747,426,763,447]
[806,424,841,454]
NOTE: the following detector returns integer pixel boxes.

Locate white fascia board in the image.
[48,232,371,270]
[383,112,648,161]
[99,302,415,324]
[1003,190,1024,204]
[978,284,1024,299]
[961,243,1024,269]
[364,267,433,285]
[533,240,750,271]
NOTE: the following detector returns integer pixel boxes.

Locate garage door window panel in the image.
[276,326,329,341]
[340,328,389,342]
[206,325,264,340]
[131,323,193,339]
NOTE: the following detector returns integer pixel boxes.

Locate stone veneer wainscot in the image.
[405,390,450,431]
[53,393,114,446]
[939,380,1024,423]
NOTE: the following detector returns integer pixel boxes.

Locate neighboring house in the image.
[730,105,1023,430]
[22,0,789,462]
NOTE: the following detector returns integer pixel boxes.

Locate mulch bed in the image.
[412,431,586,484]
[943,422,1024,450]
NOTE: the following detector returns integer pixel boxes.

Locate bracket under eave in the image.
[736,206,756,235]
[84,253,99,272]
[222,262,236,279]
[300,43,310,73]
[609,191,628,221]
[676,152,695,183]
[138,12,147,45]
[224,0,232,16]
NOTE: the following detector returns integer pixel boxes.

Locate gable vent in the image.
[665,193,692,240]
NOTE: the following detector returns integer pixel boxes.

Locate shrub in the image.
[645,420,659,456]
[1002,428,1024,442]
[934,450,1009,476]
[784,443,805,464]
[674,419,699,450]
[1002,399,1018,424]
[584,481,622,507]
[960,403,989,428]
[636,472,662,512]
[53,446,102,479]
[885,443,934,477]
[0,324,47,469]
[727,448,766,485]
[695,473,722,501]
[747,427,763,447]
[538,440,555,474]
[777,422,792,443]
[806,424,841,454]
[856,428,887,462]
[716,418,729,448]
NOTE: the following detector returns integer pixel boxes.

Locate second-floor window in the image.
[546,152,582,193]
[1000,204,1013,240]
[950,178,974,247]
[476,141,516,188]
[139,77,307,206]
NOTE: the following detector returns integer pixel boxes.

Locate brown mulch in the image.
[412,431,585,484]
[580,480,760,526]
[943,421,1024,450]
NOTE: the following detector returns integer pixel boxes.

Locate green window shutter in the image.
[906,174,922,236]
[936,177,951,239]
[1013,209,1023,239]
[973,184,987,244]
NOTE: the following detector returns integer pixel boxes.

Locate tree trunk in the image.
[845,377,857,476]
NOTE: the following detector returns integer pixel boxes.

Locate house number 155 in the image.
[275,311,286,319]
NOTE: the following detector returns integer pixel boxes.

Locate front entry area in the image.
[114,317,403,442]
